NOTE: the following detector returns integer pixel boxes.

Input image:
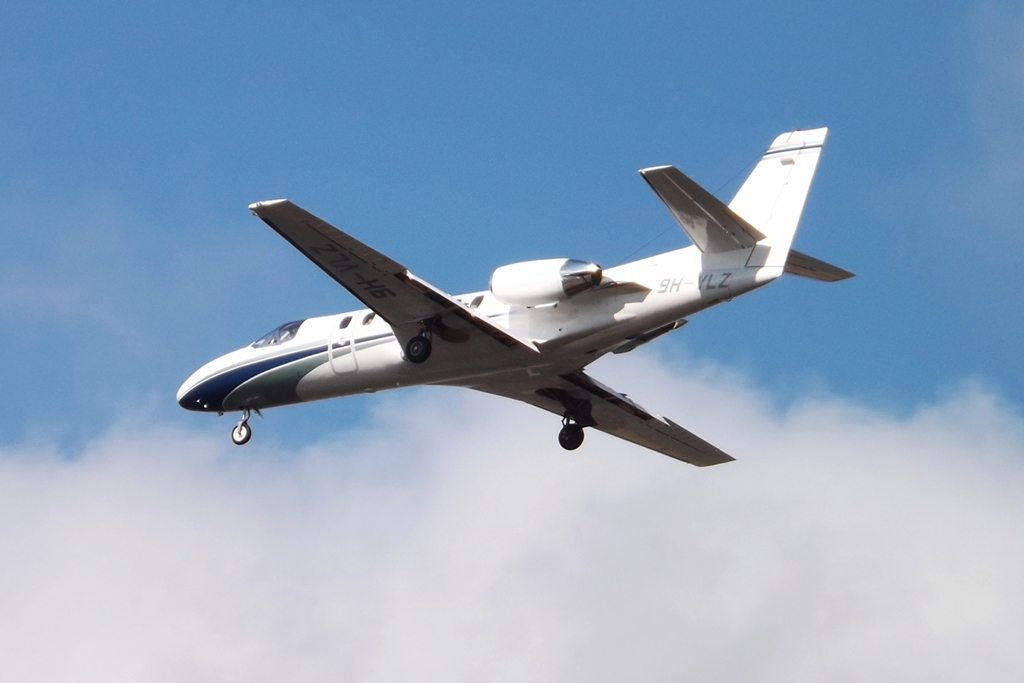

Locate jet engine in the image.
[489,258,603,306]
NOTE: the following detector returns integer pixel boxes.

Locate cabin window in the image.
[470,295,484,308]
[252,319,305,348]
[339,316,352,329]
[362,312,375,325]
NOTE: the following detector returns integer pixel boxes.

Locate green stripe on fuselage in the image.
[226,351,331,409]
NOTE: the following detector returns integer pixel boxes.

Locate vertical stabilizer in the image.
[729,128,827,268]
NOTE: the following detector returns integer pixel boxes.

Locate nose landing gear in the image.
[231,408,254,445]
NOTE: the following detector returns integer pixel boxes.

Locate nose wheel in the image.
[231,409,253,445]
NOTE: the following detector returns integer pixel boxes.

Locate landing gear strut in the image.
[231,408,252,445]
[558,417,585,450]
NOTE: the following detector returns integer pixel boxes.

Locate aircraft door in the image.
[330,316,357,374]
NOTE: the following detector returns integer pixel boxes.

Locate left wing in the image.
[249,199,537,355]
[454,369,735,467]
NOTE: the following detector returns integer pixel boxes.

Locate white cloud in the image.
[1,352,1022,682]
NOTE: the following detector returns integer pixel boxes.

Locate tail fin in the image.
[729,128,827,268]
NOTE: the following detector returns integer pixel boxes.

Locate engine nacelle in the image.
[489,258,603,306]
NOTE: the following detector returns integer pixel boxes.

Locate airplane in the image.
[177,128,852,466]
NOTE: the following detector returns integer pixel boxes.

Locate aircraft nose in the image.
[176,373,222,412]
[177,378,203,411]
[176,379,195,409]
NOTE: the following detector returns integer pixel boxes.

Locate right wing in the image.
[456,369,735,467]
[249,199,538,356]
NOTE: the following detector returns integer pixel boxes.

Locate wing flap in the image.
[639,165,765,253]
[397,272,531,349]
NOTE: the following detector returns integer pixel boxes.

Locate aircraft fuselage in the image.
[177,245,774,414]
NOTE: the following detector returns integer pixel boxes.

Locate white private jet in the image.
[178,128,851,466]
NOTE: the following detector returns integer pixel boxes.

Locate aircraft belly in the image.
[294,335,524,401]
[296,337,406,401]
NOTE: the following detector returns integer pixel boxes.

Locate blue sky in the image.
[2,0,1021,446]
[3,2,1024,678]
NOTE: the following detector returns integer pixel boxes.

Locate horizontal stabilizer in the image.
[784,249,854,282]
[639,165,765,253]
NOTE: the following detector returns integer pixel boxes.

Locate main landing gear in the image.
[404,317,437,364]
[405,335,432,363]
[231,408,254,445]
[536,389,593,452]
[558,417,585,450]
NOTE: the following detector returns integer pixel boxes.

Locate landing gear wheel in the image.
[231,421,252,445]
[558,423,585,450]
[231,408,252,445]
[405,335,432,364]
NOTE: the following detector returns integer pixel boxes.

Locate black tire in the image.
[558,424,585,450]
[405,335,432,363]
[231,421,252,446]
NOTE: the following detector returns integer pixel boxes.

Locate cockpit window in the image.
[252,319,305,348]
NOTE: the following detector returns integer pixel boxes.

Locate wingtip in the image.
[638,165,673,176]
[248,199,289,214]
